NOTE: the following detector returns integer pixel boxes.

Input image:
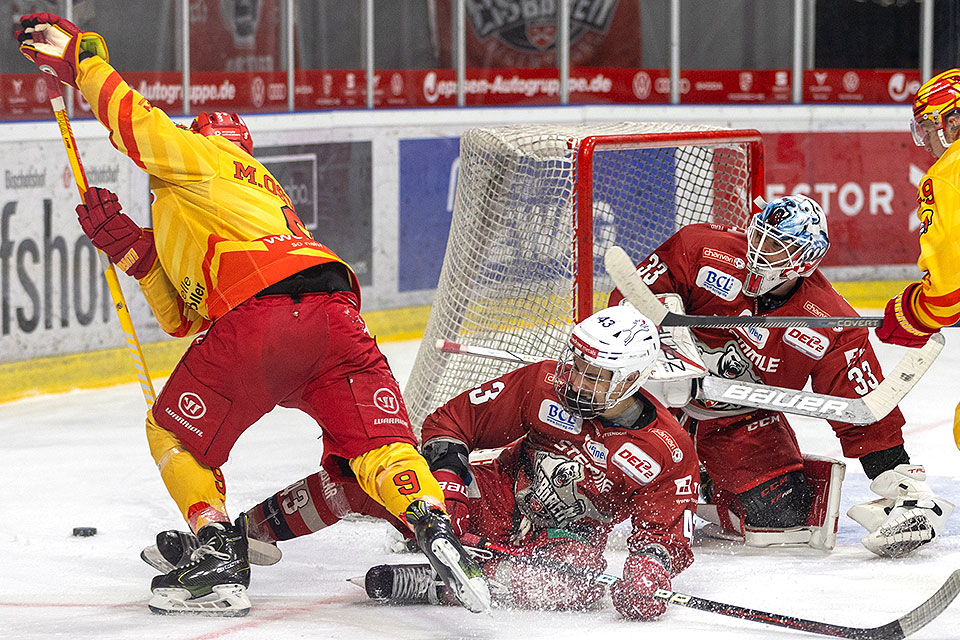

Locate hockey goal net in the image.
[404,122,764,433]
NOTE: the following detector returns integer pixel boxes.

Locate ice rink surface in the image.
[3,329,960,640]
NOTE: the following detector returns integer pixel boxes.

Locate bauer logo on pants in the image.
[373,388,400,414]
[178,392,207,419]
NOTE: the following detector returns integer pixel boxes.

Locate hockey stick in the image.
[38,68,156,406]
[605,245,883,329]
[437,337,944,425]
[698,332,944,425]
[435,339,542,364]
[461,534,960,639]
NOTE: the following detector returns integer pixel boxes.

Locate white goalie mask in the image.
[553,305,660,419]
[744,195,830,297]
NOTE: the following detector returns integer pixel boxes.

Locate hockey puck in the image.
[72,527,97,537]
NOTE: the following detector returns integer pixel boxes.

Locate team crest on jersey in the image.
[612,442,662,485]
[783,326,829,360]
[695,266,742,301]
[538,399,582,434]
[650,428,683,462]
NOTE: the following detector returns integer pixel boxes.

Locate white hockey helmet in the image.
[744,194,829,297]
[553,305,660,418]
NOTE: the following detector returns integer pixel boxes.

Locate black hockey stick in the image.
[462,535,960,639]
[605,245,883,329]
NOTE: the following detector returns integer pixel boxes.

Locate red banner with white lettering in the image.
[762,131,933,267]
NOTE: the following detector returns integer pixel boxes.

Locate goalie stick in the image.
[436,338,944,425]
[604,245,883,329]
[461,534,960,639]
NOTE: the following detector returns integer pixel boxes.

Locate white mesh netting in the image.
[404,122,762,434]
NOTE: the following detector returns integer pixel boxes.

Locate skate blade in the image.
[248,538,282,566]
[431,538,491,614]
[148,584,251,617]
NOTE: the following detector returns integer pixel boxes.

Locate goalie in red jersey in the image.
[15,12,489,616]
[609,194,953,558]
[165,306,698,619]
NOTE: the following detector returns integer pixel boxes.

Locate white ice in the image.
[2,329,960,640]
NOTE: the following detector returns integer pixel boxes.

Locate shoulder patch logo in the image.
[695,266,742,301]
[783,326,829,360]
[650,428,683,463]
[538,399,582,435]
[612,442,662,485]
[702,247,746,270]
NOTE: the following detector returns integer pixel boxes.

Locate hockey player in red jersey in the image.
[15,12,489,616]
[610,194,953,558]
[192,305,699,618]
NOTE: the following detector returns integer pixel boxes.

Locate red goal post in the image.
[405,123,765,433]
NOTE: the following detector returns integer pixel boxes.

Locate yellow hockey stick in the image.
[39,67,156,406]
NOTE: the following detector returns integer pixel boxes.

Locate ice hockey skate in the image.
[148,519,251,616]
[404,499,491,613]
[353,563,451,605]
[141,513,281,572]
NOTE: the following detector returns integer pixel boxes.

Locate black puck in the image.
[72,527,97,537]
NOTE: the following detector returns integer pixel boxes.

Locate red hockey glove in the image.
[433,468,469,537]
[15,13,108,89]
[76,187,157,279]
[875,283,937,348]
[610,554,671,620]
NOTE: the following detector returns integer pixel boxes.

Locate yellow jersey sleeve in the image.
[74,57,360,320]
[910,145,960,330]
[138,259,212,337]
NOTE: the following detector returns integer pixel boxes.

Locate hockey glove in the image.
[432,468,470,537]
[847,464,954,558]
[15,13,108,89]
[876,283,937,348]
[77,187,157,280]
[610,554,671,620]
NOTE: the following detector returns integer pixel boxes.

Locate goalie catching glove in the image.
[847,464,954,558]
[76,187,157,279]
[15,13,108,88]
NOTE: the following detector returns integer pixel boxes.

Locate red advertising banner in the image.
[762,131,933,267]
[0,68,932,117]
[803,69,922,103]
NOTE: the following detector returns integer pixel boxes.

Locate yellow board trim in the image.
[0,304,434,404]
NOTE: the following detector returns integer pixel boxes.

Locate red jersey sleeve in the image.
[608,225,702,307]
[605,414,698,576]
[420,362,552,450]
[810,329,906,459]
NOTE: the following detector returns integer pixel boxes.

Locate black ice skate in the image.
[141,512,281,573]
[404,499,491,613]
[148,519,251,616]
[141,529,200,573]
[357,563,451,605]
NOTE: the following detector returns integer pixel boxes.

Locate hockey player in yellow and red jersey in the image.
[878,69,960,445]
[15,13,490,616]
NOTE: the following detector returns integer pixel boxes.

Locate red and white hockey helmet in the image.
[911,68,960,148]
[190,112,253,155]
[554,304,660,418]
